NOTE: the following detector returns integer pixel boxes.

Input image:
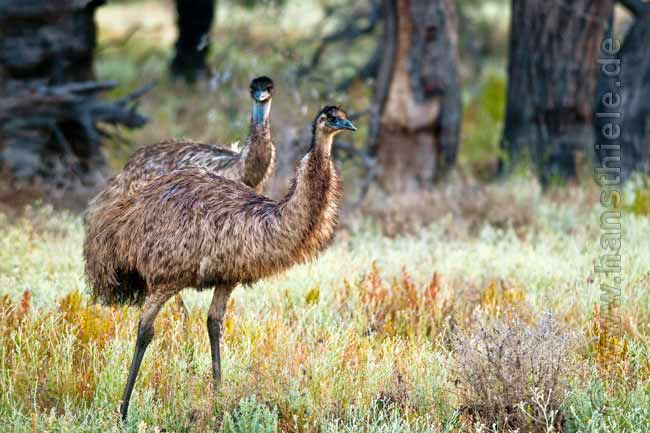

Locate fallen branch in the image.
[0,81,151,129]
[0,80,152,180]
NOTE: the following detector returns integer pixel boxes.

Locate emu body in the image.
[86,155,339,304]
[83,106,355,421]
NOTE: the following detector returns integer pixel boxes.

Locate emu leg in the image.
[206,285,234,386]
[120,293,170,421]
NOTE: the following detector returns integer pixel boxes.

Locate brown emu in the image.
[94,76,275,202]
[83,106,356,421]
[84,77,275,314]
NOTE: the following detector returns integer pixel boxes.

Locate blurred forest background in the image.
[1,0,646,211]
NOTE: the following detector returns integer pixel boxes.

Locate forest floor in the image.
[2,1,650,432]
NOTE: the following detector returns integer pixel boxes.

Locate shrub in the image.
[589,303,632,385]
[452,312,577,432]
[346,263,452,339]
[479,280,529,321]
[223,396,278,433]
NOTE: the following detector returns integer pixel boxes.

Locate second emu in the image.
[84,106,356,421]
[89,76,275,203]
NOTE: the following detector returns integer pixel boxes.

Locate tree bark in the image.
[170,0,217,83]
[369,0,461,192]
[500,0,613,184]
[0,0,148,188]
[594,2,650,180]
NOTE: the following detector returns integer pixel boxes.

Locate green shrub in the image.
[223,396,278,433]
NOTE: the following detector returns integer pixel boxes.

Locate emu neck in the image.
[311,130,333,159]
[241,100,274,190]
[209,133,339,285]
[251,100,271,126]
[277,132,339,262]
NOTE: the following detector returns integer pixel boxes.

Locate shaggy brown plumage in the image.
[92,76,275,202]
[83,106,356,421]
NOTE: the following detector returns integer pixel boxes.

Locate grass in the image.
[2,179,650,432]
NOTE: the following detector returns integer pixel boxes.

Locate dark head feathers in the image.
[311,106,348,136]
[315,106,342,122]
[250,76,274,92]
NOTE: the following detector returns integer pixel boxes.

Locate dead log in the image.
[0,81,150,181]
[0,0,149,188]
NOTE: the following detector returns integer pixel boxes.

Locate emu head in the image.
[310,106,356,155]
[312,106,357,138]
[250,76,274,103]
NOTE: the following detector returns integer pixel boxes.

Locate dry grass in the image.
[1,177,650,432]
[360,177,541,238]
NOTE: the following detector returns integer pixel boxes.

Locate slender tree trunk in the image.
[369,0,461,192]
[594,1,650,180]
[0,0,147,190]
[170,0,217,83]
[500,0,613,184]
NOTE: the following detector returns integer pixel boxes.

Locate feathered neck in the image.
[241,99,274,190]
[207,129,340,284]
[309,128,334,159]
[274,129,339,264]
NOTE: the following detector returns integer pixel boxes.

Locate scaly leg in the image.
[206,285,234,386]
[120,292,171,421]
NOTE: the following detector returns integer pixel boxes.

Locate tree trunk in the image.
[0,0,148,190]
[170,0,217,83]
[369,0,461,192]
[594,1,650,181]
[500,0,613,184]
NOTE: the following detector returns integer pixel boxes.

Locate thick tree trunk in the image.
[170,0,217,83]
[594,1,650,180]
[369,0,461,192]
[500,0,613,184]
[0,0,148,189]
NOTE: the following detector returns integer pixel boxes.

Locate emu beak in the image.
[337,118,357,131]
[253,90,271,103]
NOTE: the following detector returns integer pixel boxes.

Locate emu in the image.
[93,76,275,202]
[83,106,356,421]
[85,76,275,314]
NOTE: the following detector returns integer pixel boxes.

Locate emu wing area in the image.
[108,169,278,289]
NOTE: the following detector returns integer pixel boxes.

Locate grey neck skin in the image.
[251,99,271,126]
